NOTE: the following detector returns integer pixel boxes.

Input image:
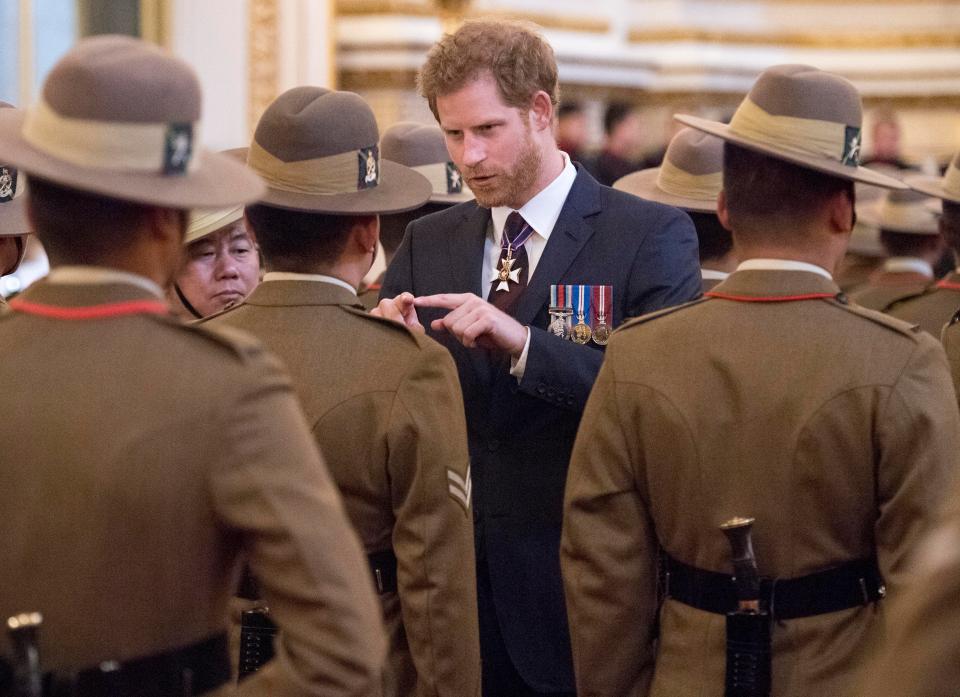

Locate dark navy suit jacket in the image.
[381,166,701,692]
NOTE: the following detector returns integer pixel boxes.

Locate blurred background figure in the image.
[863,109,912,171]
[615,127,734,291]
[556,102,590,164]
[169,206,261,320]
[586,102,644,186]
[849,188,943,310]
[359,121,474,309]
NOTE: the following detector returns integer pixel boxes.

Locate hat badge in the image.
[842,126,862,167]
[358,145,379,190]
[0,166,16,202]
[446,162,463,194]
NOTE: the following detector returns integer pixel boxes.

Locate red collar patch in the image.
[936,280,960,292]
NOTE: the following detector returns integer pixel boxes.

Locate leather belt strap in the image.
[46,632,230,697]
[663,554,884,620]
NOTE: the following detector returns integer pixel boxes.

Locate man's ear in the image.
[529,91,554,133]
[717,189,732,231]
[353,215,380,252]
[827,187,856,234]
[146,206,186,244]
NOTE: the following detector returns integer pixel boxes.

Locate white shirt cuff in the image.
[510,327,532,380]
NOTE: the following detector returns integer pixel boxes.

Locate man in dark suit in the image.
[376,19,701,697]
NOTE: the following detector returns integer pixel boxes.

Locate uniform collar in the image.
[490,152,577,243]
[46,266,164,299]
[711,267,841,299]
[262,271,357,296]
[736,258,833,280]
[245,276,363,308]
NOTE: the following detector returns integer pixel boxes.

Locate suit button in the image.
[488,439,500,452]
[536,384,546,395]
[566,397,574,406]
[546,388,556,398]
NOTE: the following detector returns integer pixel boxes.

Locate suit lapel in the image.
[447,204,489,296]
[513,169,602,326]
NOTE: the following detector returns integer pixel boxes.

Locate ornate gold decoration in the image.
[336,0,609,33]
[249,0,281,138]
[628,28,960,49]
[139,0,170,47]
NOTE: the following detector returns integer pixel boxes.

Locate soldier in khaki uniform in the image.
[848,188,944,311]
[561,65,960,697]
[614,127,735,291]
[0,102,32,303]
[886,153,960,336]
[0,36,386,696]
[204,88,481,697]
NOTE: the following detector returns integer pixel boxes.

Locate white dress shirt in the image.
[881,257,934,278]
[262,271,358,296]
[482,152,578,379]
[45,265,165,298]
[736,258,834,280]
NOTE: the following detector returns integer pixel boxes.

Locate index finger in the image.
[414,293,476,310]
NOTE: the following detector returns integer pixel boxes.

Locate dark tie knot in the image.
[502,212,534,250]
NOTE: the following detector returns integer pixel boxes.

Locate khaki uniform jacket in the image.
[942,316,960,405]
[561,270,960,697]
[0,280,386,697]
[848,270,931,311]
[204,279,481,697]
[887,271,960,336]
[851,469,960,697]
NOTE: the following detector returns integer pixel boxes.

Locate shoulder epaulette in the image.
[340,304,423,347]
[616,297,709,333]
[829,296,922,340]
[153,313,268,361]
[881,286,935,313]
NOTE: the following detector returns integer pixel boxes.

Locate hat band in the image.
[412,162,470,197]
[656,158,722,203]
[729,98,861,168]
[878,200,940,234]
[22,98,199,175]
[943,162,960,199]
[248,140,380,196]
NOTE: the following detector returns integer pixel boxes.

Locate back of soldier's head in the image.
[244,204,367,273]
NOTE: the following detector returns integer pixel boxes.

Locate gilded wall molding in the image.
[627,28,960,49]
[337,0,609,32]
[249,0,281,137]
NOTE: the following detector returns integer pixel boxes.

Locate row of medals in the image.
[553,309,610,346]
[496,251,609,346]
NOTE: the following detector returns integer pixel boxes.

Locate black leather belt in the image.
[33,632,230,697]
[663,554,884,620]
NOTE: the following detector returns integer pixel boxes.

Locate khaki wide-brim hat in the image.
[380,122,473,205]
[185,206,244,245]
[907,151,960,205]
[858,188,941,235]
[676,65,906,190]
[613,128,722,212]
[247,87,431,215]
[0,35,264,209]
[0,102,30,237]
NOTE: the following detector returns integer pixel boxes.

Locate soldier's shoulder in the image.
[615,297,709,333]
[338,304,429,350]
[153,313,272,363]
[832,296,923,342]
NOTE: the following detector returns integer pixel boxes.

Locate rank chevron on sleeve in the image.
[447,467,472,512]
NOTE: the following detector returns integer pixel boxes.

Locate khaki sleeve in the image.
[561,354,657,697]
[388,342,481,697]
[874,335,960,599]
[851,479,960,697]
[940,320,960,407]
[210,348,387,697]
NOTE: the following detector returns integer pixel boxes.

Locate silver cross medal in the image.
[491,245,522,292]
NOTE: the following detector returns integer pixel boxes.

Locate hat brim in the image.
[906,173,960,205]
[613,168,718,213]
[0,197,31,237]
[675,114,908,190]
[0,110,265,209]
[857,199,941,235]
[255,159,433,215]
